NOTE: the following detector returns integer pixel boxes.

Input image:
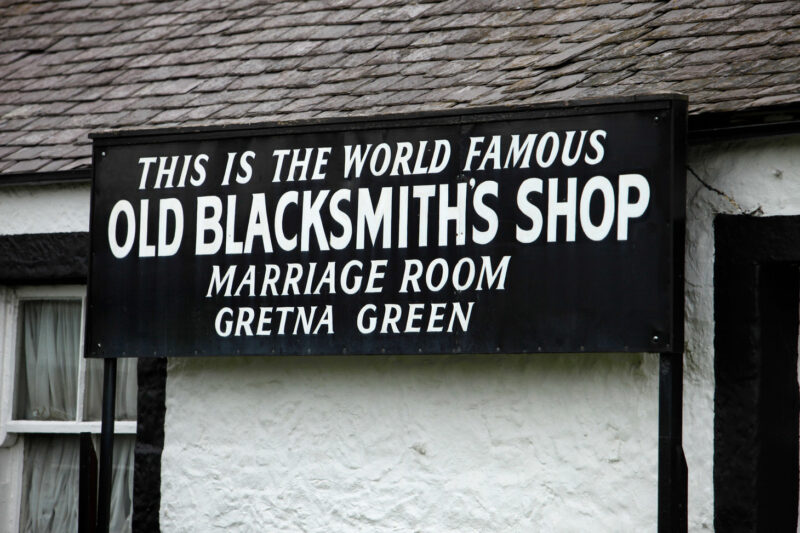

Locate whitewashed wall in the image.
[0,183,90,235]
[161,353,660,532]
[1,135,800,532]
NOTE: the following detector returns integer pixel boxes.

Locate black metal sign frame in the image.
[87,95,687,359]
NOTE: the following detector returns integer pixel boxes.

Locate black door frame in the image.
[715,215,800,530]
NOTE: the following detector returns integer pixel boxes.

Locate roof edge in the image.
[689,103,800,144]
[0,168,91,187]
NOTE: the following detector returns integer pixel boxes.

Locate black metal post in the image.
[658,351,688,532]
[96,358,117,533]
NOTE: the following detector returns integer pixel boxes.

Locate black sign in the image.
[87,96,686,358]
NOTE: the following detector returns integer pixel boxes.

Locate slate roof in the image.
[1,0,799,175]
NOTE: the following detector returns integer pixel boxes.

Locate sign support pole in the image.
[658,351,687,532]
[96,358,117,533]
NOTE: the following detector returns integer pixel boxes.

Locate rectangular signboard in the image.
[87,96,686,357]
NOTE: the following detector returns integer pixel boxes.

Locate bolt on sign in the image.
[87,96,687,358]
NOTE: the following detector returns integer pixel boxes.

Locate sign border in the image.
[87,94,687,358]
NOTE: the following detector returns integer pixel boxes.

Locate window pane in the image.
[19,435,135,533]
[104,435,135,533]
[84,357,138,421]
[19,435,80,533]
[14,301,81,421]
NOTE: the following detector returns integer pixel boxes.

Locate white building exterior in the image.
[2,1,800,531]
[0,134,797,531]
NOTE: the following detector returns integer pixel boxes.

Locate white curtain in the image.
[92,435,135,533]
[16,301,81,420]
[19,436,80,533]
[19,436,135,533]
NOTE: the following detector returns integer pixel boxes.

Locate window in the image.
[0,286,137,533]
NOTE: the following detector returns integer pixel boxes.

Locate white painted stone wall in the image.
[1,135,799,532]
[0,183,90,235]
[161,353,660,532]
[159,134,800,532]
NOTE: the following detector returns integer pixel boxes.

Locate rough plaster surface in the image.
[0,183,90,235]
[161,354,660,532]
[159,135,800,532]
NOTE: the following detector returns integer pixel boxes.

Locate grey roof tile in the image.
[779,14,800,28]
[730,15,793,33]
[248,99,290,115]
[61,158,91,170]
[132,78,203,96]
[36,159,76,173]
[180,103,227,120]
[210,101,258,119]
[741,1,800,17]
[151,107,192,123]
[4,158,48,173]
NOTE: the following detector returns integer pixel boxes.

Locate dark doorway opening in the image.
[715,215,800,531]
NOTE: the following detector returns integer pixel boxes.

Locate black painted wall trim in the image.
[714,215,800,531]
[690,103,800,144]
[0,232,89,283]
[133,358,166,533]
[0,168,91,187]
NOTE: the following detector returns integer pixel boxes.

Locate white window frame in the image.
[0,285,136,446]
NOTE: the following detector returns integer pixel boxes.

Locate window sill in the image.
[6,420,136,434]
